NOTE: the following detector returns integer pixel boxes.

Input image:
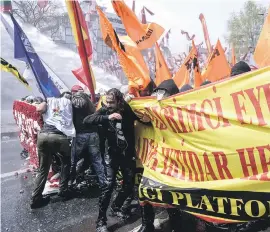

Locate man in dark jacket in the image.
[84,88,149,231]
[138,79,182,232]
[72,92,111,232]
[70,92,105,185]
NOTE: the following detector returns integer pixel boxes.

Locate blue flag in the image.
[10,14,60,98]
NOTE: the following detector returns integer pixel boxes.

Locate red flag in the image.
[66,0,96,102]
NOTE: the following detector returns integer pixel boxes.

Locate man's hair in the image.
[59,91,72,100]
[106,88,125,112]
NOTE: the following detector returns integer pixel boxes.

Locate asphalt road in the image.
[0,135,145,232]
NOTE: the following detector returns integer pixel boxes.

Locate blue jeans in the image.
[71,132,105,187]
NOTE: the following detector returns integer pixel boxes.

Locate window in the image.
[66,27,72,36]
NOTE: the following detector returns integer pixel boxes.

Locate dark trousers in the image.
[71,132,106,186]
[141,203,182,231]
[97,147,135,225]
[31,132,71,201]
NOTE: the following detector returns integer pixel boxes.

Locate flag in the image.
[1,14,68,93]
[173,44,197,88]
[37,0,48,9]
[254,7,270,68]
[132,0,135,12]
[119,35,150,77]
[144,7,154,16]
[97,6,150,91]
[1,57,29,87]
[141,7,146,24]
[202,39,231,82]
[0,0,12,12]
[199,14,212,54]
[112,0,164,50]
[66,0,96,102]
[192,40,203,88]
[231,44,236,66]
[181,30,195,41]
[154,43,171,86]
[10,14,60,98]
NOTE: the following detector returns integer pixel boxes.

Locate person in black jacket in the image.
[72,92,109,232]
[138,79,182,232]
[84,88,150,232]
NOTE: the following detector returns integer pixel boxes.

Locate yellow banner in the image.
[130,67,270,223]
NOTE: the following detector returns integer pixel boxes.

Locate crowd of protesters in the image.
[18,61,269,232]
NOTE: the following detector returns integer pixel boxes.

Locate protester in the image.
[230,61,251,77]
[139,80,156,97]
[200,80,212,86]
[138,79,182,232]
[84,88,150,232]
[30,91,75,209]
[71,84,84,94]
[179,83,193,92]
[70,92,105,186]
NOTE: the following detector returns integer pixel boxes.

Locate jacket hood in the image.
[154,79,179,96]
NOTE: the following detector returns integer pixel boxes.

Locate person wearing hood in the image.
[231,61,251,77]
[138,79,182,232]
[151,79,179,100]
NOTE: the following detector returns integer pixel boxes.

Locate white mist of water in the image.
[1,14,125,96]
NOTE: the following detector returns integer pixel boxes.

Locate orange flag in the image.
[231,44,236,66]
[119,35,149,77]
[111,0,164,50]
[97,6,150,91]
[192,40,203,88]
[254,7,270,68]
[202,39,231,82]
[154,43,171,86]
[173,40,202,88]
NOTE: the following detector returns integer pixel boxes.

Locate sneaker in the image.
[96,225,109,232]
[30,196,50,209]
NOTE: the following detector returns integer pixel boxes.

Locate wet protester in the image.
[138,79,182,232]
[83,88,150,232]
[30,92,75,209]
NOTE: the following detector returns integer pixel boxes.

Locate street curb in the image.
[1,131,19,138]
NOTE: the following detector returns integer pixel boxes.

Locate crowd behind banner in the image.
[4,0,270,231]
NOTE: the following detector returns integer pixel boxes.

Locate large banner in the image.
[130,67,270,223]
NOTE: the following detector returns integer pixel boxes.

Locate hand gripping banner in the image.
[130,67,270,223]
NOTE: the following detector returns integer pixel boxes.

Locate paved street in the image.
[0,134,145,232]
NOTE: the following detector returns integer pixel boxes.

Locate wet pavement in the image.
[0,135,143,232]
[1,135,270,232]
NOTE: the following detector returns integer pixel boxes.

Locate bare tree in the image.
[12,0,64,37]
[226,1,267,59]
